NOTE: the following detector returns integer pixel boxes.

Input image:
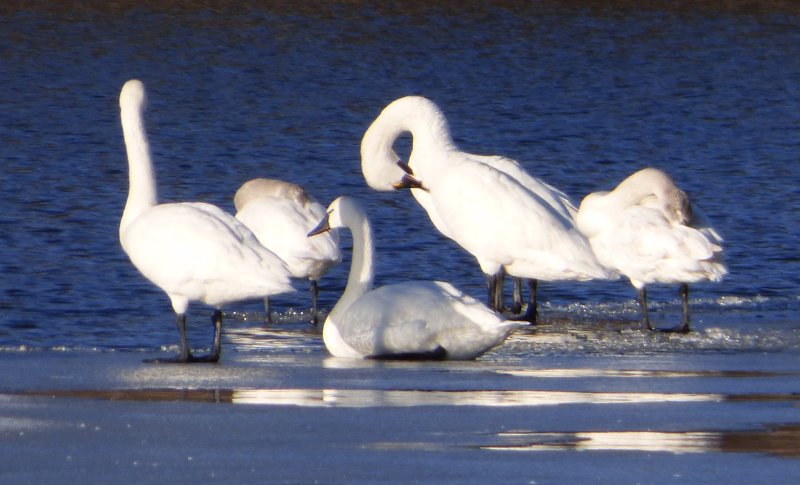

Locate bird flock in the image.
[119,80,727,363]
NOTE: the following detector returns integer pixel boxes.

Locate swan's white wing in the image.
[236,197,341,279]
[590,206,726,285]
[122,202,294,307]
[467,154,578,220]
[428,159,608,280]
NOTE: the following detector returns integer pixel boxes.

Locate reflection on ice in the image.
[11,388,721,408]
[496,368,790,379]
[482,424,800,458]
[230,389,720,408]
[483,430,718,454]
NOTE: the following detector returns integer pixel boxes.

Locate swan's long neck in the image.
[328,210,375,322]
[119,97,157,235]
[361,96,455,190]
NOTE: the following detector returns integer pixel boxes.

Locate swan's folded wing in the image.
[430,161,605,279]
[332,282,448,355]
[122,202,295,301]
[467,154,577,220]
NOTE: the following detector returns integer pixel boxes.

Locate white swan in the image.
[576,167,727,332]
[308,196,520,360]
[118,79,295,362]
[234,178,341,324]
[360,95,614,323]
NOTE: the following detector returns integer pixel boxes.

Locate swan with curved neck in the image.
[119,79,295,362]
[308,196,520,360]
[360,96,613,323]
[576,167,726,332]
[233,178,341,325]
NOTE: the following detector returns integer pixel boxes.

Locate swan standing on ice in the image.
[118,79,295,362]
[234,178,341,324]
[576,168,727,332]
[307,196,520,360]
[360,96,613,323]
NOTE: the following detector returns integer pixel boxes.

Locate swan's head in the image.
[361,96,451,192]
[308,196,366,237]
[234,178,309,211]
[120,79,147,112]
[626,168,693,224]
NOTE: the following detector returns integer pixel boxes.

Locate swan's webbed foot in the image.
[144,355,189,364]
[185,352,221,363]
[652,323,690,334]
[144,349,220,364]
[507,309,536,325]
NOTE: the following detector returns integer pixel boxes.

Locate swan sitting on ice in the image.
[118,80,295,362]
[308,196,520,360]
[234,178,341,324]
[360,95,613,323]
[576,167,727,332]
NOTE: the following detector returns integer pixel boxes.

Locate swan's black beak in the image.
[308,213,331,237]
[391,160,429,191]
[397,160,414,176]
[392,173,428,191]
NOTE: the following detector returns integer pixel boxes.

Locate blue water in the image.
[1,2,799,352]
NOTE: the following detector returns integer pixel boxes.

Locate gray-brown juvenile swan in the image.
[234,178,341,325]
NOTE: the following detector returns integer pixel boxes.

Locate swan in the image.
[234,178,341,324]
[118,79,295,362]
[576,167,727,332]
[360,95,614,323]
[307,196,520,360]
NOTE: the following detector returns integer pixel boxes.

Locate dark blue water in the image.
[1,2,799,352]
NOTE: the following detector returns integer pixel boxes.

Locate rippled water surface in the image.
[1,1,799,353]
[1,3,800,480]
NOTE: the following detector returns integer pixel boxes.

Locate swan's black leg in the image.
[210,309,222,360]
[511,277,523,315]
[521,279,538,325]
[310,280,319,325]
[638,287,653,331]
[678,283,691,333]
[508,279,537,324]
[652,284,692,333]
[495,269,506,312]
[144,313,193,363]
[487,273,499,311]
[177,313,191,361]
[188,310,222,363]
[264,297,273,326]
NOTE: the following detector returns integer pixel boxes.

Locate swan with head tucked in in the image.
[234,178,341,324]
[308,196,520,360]
[360,95,614,323]
[576,167,727,332]
[118,79,295,363]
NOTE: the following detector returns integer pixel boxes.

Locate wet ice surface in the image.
[2,306,800,483]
